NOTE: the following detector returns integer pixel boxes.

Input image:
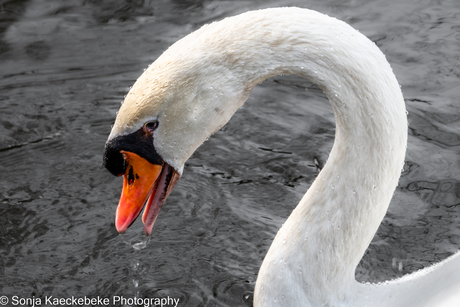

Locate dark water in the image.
[0,0,459,306]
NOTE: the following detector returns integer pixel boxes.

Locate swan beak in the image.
[115,150,180,235]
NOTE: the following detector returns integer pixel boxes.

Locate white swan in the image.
[103,7,460,306]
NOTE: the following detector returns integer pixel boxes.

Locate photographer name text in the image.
[1,295,179,307]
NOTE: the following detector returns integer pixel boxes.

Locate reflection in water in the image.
[0,0,459,305]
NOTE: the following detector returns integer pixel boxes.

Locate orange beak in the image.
[115,150,180,235]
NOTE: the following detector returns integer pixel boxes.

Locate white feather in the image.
[108,7,460,307]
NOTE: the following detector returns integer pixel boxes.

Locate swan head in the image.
[103,29,252,235]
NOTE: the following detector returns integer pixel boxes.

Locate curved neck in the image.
[226,9,408,307]
[112,8,407,306]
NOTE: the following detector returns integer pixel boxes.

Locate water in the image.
[1,0,459,306]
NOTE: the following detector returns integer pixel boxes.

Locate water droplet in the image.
[331,184,335,190]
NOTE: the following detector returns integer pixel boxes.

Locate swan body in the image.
[103,7,460,306]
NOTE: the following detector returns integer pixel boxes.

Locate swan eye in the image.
[143,121,158,133]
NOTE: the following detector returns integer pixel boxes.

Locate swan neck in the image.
[110,8,408,306]
[242,9,408,307]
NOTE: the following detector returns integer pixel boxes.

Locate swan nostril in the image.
[128,166,135,185]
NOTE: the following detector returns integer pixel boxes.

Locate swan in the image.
[103,7,460,306]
